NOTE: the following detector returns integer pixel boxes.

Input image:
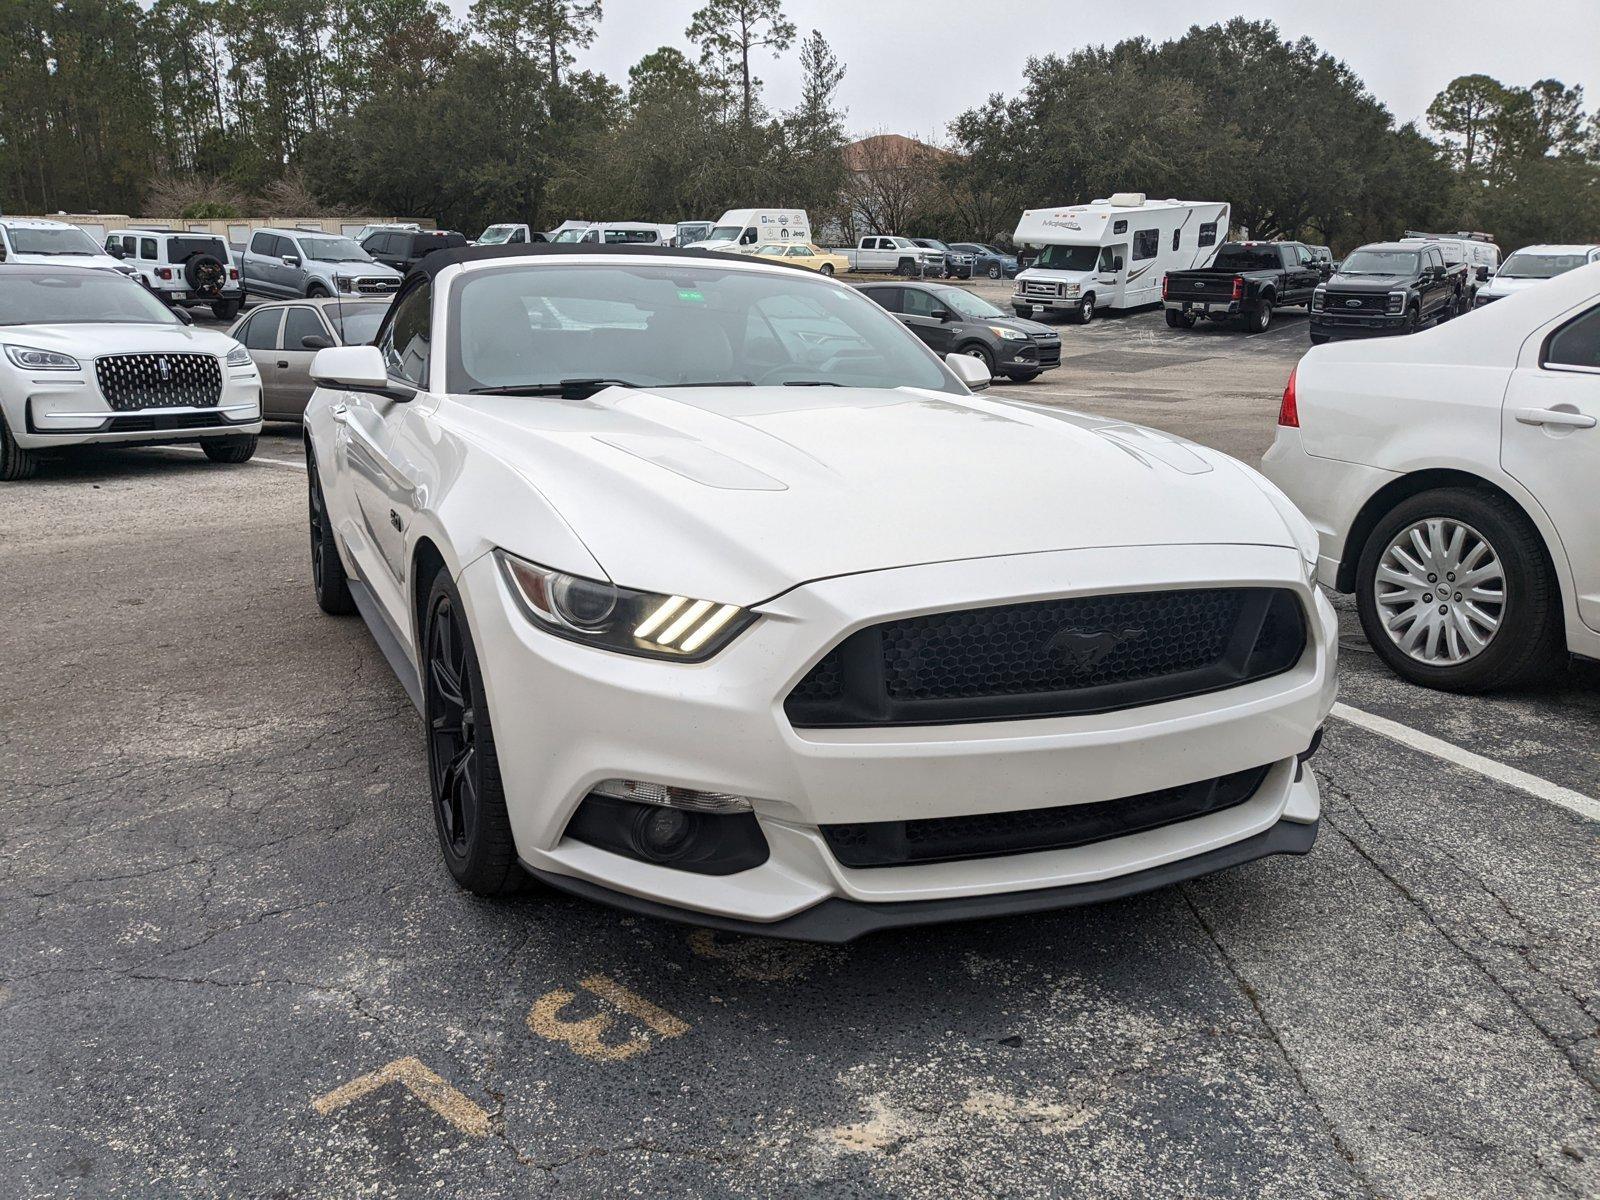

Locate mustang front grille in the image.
[95,353,221,411]
[785,587,1306,728]
[820,763,1273,868]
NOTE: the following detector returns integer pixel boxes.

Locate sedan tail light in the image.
[1278,366,1299,428]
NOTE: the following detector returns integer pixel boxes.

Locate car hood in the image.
[1482,275,1549,297]
[0,322,237,356]
[979,316,1057,338]
[9,252,129,274]
[447,385,1302,606]
[320,260,400,277]
[1323,273,1414,293]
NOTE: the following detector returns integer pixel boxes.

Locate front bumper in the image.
[456,543,1337,932]
[998,338,1061,373]
[1012,289,1082,312]
[11,366,262,448]
[1309,310,1409,338]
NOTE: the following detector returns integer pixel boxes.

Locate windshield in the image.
[917,240,949,251]
[1214,246,1283,272]
[707,225,742,242]
[754,246,786,256]
[552,229,588,243]
[7,225,105,256]
[1033,244,1100,271]
[930,285,1005,320]
[1339,249,1419,276]
[478,226,517,245]
[299,237,371,263]
[447,263,960,395]
[1499,252,1587,280]
[0,270,182,325]
[326,302,390,345]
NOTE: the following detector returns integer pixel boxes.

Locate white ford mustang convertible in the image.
[304,244,1337,941]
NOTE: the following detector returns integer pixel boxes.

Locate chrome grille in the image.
[95,353,221,411]
[356,277,399,294]
[1022,280,1062,298]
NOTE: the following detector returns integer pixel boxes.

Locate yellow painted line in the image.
[312,1056,490,1137]
[526,974,689,1061]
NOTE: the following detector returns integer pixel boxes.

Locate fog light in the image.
[591,778,754,814]
[631,806,693,861]
[566,792,770,876]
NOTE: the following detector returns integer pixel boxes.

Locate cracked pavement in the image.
[2,303,1597,1198]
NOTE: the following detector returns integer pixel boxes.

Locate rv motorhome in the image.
[1010,194,1231,323]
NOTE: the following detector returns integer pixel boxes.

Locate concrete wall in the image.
[12,214,436,244]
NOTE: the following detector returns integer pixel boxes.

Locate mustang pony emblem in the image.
[1047,626,1146,671]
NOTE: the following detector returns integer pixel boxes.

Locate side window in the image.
[283,306,327,350]
[250,231,273,255]
[1113,220,1128,235]
[740,228,758,245]
[241,309,282,350]
[1198,222,1218,247]
[1172,228,1181,252]
[1544,304,1600,371]
[140,238,158,260]
[900,289,943,319]
[282,238,303,260]
[791,246,813,257]
[1132,229,1160,261]
[382,284,432,386]
[862,287,902,312]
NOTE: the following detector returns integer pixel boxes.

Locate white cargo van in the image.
[1010,194,1230,323]
[550,222,666,246]
[685,209,810,254]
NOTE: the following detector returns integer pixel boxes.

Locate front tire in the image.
[818,263,835,277]
[1,411,39,481]
[306,283,329,299]
[1012,306,1032,319]
[202,435,257,463]
[307,445,356,616]
[987,263,1002,280]
[1005,368,1042,383]
[1310,332,1330,345]
[1070,295,1095,325]
[423,572,522,895]
[960,343,996,379]
[1355,488,1563,691]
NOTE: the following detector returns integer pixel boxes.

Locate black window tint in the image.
[1132,229,1160,261]
[140,238,158,259]
[283,306,326,349]
[862,287,902,312]
[1545,304,1600,370]
[250,232,270,254]
[383,284,431,385]
[241,309,282,350]
[1113,220,1128,235]
[1198,223,1218,247]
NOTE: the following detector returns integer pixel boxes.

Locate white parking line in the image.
[166,446,307,471]
[1332,701,1600,823]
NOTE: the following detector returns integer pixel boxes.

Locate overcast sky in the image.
[460,0,1600,141]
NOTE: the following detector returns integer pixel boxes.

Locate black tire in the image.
[202,435,257,463]
[1070,294,1095,325]
[1246,299,1273,333]
[307,445,356,616]
[1355,487,1563,692]
[306,283,330,298]
[0,411,39,481]
[1309,332,1330,345]
[212,298,242,321]
[897,258,918,277]
[1403,304,1421,334]
[1004,369,1042,383]
[818,263,834,277]
[423,571,522,895]
[987,263,1002,280]
[959,343,995,378]
[1165,309,1195,330]
[183,252,227,296]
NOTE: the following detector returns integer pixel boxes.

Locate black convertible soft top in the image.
[406,241,725,282]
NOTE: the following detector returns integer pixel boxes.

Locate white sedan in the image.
[0,266,262,480]
[303,244,1336,941]
[1263,261,1600,691]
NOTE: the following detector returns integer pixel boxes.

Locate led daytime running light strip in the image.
[634,596,743,652]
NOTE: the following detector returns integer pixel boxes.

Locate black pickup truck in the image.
[1309,241,1464,344]
[1162,241,1325,333]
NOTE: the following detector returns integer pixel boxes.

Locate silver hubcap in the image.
[1375,518,1505,665]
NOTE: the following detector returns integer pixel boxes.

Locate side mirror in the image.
[1476,266,1489,282]
[311,345,412,401]
[301,334,334,350]
[946,351,991,391]
[282,254,301,268]
[107,244,126,259]
[931,308,953,321]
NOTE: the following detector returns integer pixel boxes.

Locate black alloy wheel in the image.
[307,447,355,614]
[422,574,521,894]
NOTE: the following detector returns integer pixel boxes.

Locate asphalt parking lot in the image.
[2,294,1597,1199]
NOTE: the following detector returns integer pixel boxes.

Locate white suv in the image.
[0,218,134,277]
[106,229,244,320]
[1263,262,1600,691]
[0,266,262,480]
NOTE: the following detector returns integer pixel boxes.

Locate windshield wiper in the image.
[782,380,841,387]
[470,377,638,398]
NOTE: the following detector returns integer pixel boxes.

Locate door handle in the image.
[1515,407,1596,429]
[276,360,288,368]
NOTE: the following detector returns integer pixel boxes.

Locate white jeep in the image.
[106,229,244,320]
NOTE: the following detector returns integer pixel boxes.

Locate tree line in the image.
[0,3,1595,253]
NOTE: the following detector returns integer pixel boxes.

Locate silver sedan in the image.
[227,297,391,422]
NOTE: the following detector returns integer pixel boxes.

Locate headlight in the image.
[1063,284,1081,296]
[4,345,80,370]
[1311,288,1325,312]
[225,344,253,368]
[334,275,355,293]
[987,326,1028,341]
[1386,291,1406,314]
[495,551,753,660]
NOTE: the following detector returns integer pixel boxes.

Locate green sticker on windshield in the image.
[677,289,705,302]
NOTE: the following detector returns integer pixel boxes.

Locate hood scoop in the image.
[597,434,786,491]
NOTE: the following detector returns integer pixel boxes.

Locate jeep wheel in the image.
[424,570,523,895]
[202,435,257,464]
[1355,487,1563,691]
[0,411,39,481]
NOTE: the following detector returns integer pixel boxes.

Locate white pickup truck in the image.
[832,236,945,275]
